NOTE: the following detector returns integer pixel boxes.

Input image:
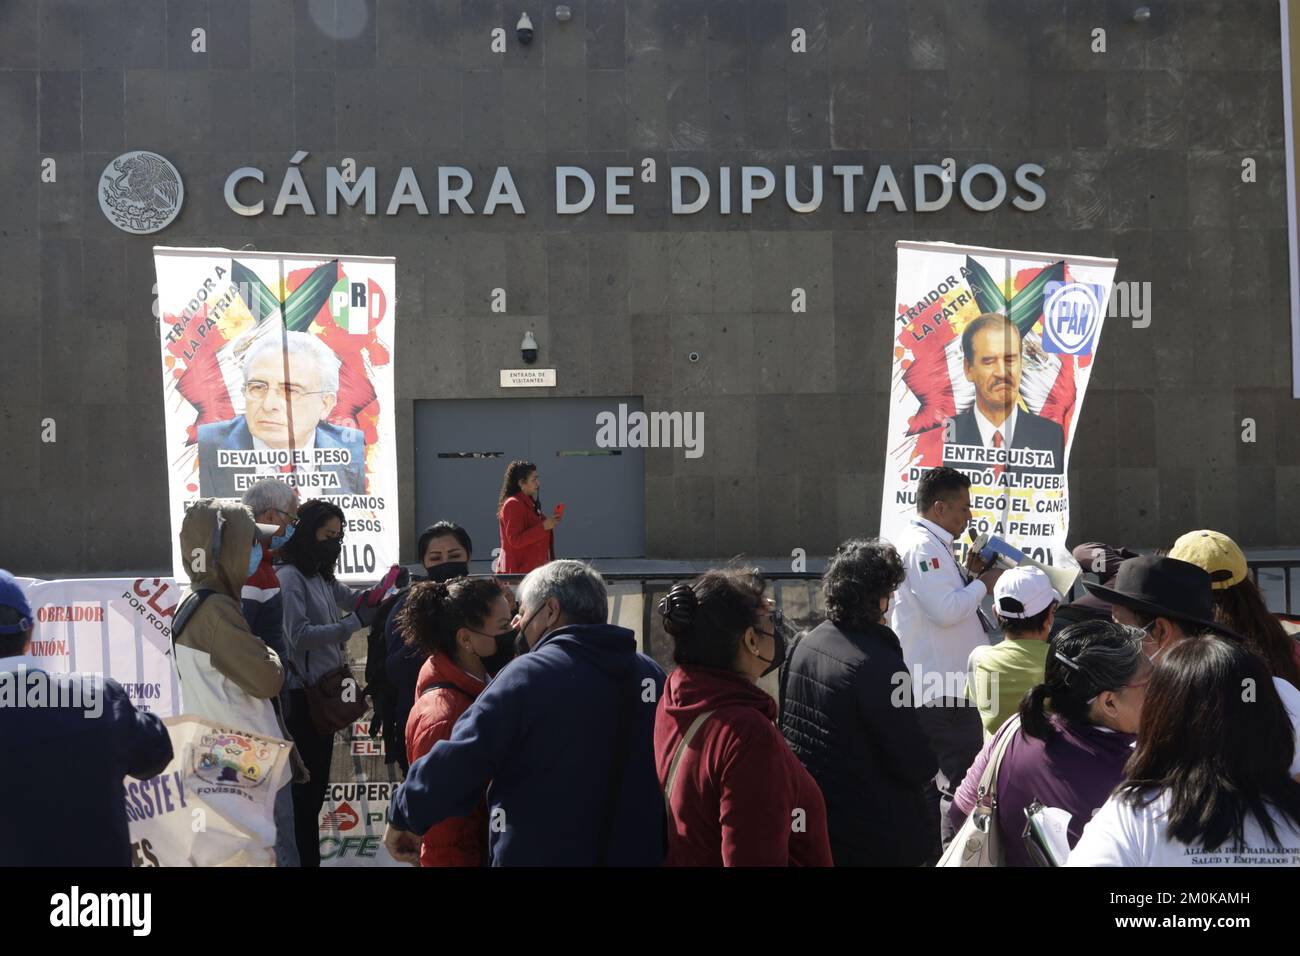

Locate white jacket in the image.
[888,516,989,705]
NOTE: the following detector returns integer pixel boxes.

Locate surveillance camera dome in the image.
[521,330,539,364]
[516,12,534,44]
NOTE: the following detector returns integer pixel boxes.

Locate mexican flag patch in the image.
[919,557,940,572]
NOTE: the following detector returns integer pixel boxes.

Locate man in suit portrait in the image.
[198,330,366,498]
[942,313,1064,476]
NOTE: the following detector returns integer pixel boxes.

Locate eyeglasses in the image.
[244,380,329,402]
[271,509,297,525]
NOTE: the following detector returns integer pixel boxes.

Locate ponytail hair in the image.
[395,577,506,659]
[659,568,766,671]
[1018,619,1146,741]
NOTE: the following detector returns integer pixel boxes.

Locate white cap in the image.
[993,566,1059,620]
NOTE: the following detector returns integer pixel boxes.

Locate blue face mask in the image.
[271,524,295,550]
[247,541,264,577]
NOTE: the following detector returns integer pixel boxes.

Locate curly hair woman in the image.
[779,538,938,865]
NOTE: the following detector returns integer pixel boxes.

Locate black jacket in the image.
[780,620,937,866]
[943,405,1065,475]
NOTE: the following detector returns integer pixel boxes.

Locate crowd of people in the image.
[3,458,1300,867]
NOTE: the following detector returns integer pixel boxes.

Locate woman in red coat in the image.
[654,569,833,867]
[496,460,560,574]
[394,576,513,867]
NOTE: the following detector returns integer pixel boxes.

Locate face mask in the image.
[515,603,556,653]
[271,523,295,550]
[247,541,264,577]
[315,538,343,572]
[482,630,519,676]
[426,560,469,583]
[752,627,787,677]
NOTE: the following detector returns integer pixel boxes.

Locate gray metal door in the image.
[413,397,646,563]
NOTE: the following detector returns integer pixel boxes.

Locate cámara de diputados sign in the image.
[222,152,1046,218]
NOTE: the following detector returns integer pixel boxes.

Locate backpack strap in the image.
[663,709,716,823]
[169,588,217,677]
[419,681,465,698]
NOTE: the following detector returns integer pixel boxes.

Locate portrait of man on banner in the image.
[941,312,1065,478]
[197,330,366,498]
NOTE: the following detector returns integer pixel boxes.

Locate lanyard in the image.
[912,520,995,632]
[912,520,971,585]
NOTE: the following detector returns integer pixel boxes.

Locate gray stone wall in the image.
[0,0,1295,575]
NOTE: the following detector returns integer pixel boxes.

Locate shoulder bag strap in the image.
[976,713,1022,810]
[663,710,716,822]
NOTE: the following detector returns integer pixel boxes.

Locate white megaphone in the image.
[967,530,1081,599]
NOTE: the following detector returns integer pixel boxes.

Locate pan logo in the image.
[1042,281,1105,355]
[97,150,184,235]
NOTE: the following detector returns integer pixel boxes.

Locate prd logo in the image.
[97,150,184,235]
[1041,281,1105,355]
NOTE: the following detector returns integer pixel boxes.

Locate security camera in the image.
[521,330,539,364]
[516,12,534,45]
[1132,6,1151,21]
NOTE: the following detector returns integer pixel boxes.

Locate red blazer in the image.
[405,652,488,867]
[654,665,833,867]
[497,492,554,574]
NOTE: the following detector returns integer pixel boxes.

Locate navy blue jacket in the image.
[384,588,426,753]
[390,623,667,866]
[0,658,174,866]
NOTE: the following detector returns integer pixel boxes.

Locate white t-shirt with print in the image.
[1067,790,1300,867]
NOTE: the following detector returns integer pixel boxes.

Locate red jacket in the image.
[405,652,489,867]
[497,492,554,574]
[654,665,833,867]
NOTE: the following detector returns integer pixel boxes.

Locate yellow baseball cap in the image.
[1169,530,1248,590]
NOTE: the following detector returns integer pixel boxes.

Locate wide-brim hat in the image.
[1083,555,1244,641]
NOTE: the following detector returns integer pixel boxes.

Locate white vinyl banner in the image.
[125,715,292,867]
[318,780,408,867]
[880,241,1119,571]
[154,247,398,583]
[20,577,184,717]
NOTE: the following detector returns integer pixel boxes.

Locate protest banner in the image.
[154,247,398,583]
[880,241,1118,572]
[125,714,292,867]
[318,780,408,867]
[20,577,183,717]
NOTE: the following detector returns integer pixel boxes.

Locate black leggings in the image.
[286,689,336,868]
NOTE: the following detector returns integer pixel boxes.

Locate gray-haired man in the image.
[384,560,667,866]
[197,330,366,498]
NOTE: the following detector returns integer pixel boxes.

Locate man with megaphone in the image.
[889,466,1004,862]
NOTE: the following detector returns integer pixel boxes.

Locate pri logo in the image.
[98,150,184,235]
[328,277,387,335]
[320,803,360,833]
[1041,281,1105,355]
